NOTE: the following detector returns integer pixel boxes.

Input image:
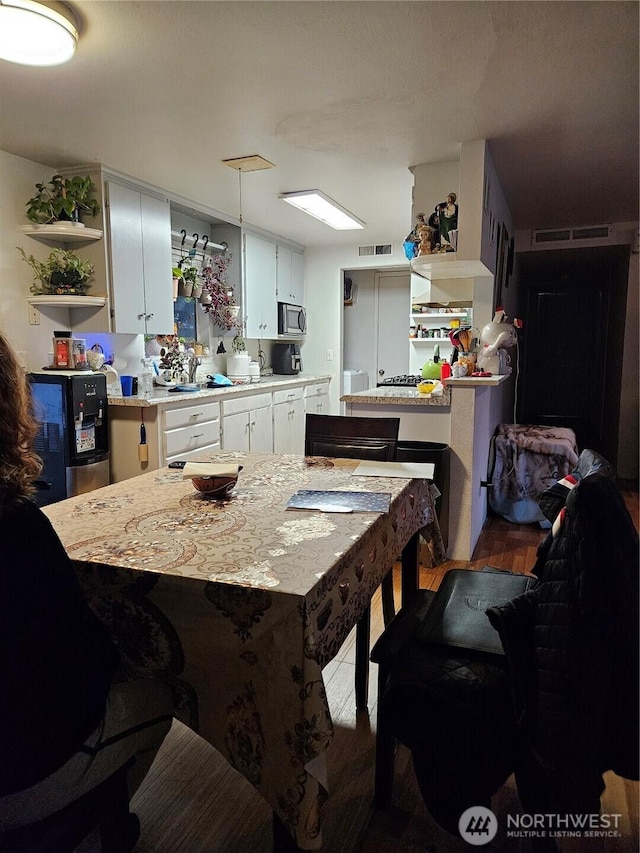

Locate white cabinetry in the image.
[106,181,174,335]
[163,401,221,464]
[276,245,304,305]
[243,233,278,339]
[304,380,330,415]
[409,310,472,374]
[221,392,273,452]
[273,386,305,454]
[108,399,221,482]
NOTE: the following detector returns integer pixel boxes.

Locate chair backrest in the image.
[304,413,400,461]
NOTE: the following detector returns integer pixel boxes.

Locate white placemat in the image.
[352,460,435,479]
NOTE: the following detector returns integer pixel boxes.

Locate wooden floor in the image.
[127,487,639,853]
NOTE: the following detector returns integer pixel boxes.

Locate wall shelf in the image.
[21,224,103,244]
[27,295,107,309]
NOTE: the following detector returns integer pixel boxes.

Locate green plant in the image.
[231,331,246,352]
[17,246,94,295]
[25,174,101,224]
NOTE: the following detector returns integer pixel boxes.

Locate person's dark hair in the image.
[0,333,42,505]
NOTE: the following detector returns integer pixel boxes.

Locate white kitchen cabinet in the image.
[304,380,331,415]
[108,399,221,482]
[221,392,273,452]
[243,233,278,339]
[273,386,305,454]
[107,181,174,335]
[276,245,304,305]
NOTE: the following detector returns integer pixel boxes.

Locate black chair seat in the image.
[0,763,139,853]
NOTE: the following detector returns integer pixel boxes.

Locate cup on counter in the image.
[120,375,134,396]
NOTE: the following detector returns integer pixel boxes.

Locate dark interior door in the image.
[516,246,629,463]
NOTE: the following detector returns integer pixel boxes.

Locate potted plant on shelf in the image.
[25,174,101,225]
[18,246,94,295]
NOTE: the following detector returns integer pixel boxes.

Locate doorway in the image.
[343,269,409,386]
[516,246,630,465]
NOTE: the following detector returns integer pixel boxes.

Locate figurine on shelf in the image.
[428,203,444,247]
[403,212,426,260]
[439,192,458,251]
[416,223,436,256]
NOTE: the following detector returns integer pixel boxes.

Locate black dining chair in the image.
[0,760,139,853]
[370,451,639,845]
[304,413,400,710]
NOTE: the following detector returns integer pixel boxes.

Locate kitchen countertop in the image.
[340,375,509,407]
[108,374,331,407]
[341,385,452,406]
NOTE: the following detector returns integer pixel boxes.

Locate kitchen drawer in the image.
[222,392,271,416]
[163,401,221,431]
[303,381,330,398]
[165,441,220,466]
[273,386,304,405]
[164,418,220,457]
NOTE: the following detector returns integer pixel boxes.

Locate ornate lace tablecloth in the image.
[44,452,443,849]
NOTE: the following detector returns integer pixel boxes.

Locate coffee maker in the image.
[272,343,302,375]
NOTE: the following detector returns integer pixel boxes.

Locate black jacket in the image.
[488,473,639,814]
[0,499,119,795]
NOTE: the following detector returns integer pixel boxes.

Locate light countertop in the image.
[107,374,331,407]
[341,385,451,406]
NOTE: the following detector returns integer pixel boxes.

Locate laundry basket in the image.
[488,424,579,524]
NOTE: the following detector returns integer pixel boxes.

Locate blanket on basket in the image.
[489,424,579,524]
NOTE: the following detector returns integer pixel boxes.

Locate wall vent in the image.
[359,243,392,256]
[532,225,611,246]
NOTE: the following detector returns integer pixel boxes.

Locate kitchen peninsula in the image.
[342,375,511,561]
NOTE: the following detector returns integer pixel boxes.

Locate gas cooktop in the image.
[378,374,422,387]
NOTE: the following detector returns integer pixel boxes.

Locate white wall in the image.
[0,150,60,367]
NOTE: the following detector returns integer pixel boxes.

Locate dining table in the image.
[42,451,444,850]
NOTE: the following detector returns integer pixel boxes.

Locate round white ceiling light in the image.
[0,0,78,66]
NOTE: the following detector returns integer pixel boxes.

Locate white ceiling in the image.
[1,1,638,248]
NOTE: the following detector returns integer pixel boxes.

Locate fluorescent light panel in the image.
[279,190,365,230]
[0,0,78,66]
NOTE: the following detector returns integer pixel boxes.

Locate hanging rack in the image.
[170,229,227,257]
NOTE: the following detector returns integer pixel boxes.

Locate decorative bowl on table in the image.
[191,476,239,498]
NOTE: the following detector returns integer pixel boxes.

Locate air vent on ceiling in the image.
[358,243,392,257]
[222,155,275,172]
[532,225,611,245]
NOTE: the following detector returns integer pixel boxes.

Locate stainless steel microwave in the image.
[277,302,306,337]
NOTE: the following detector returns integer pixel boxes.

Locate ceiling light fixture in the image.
[278,190,365,230]
[0,0,78,66]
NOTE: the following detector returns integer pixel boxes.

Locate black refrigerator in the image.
[28,371,110,507]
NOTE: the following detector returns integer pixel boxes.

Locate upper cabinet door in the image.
[290,250,304,306]
[139,193,174,333]
[243,232,277,339]
[107,182,173,334]
[276,245,304,305]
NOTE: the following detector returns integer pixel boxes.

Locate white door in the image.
[375,272,410,381]
[221,411,250,451]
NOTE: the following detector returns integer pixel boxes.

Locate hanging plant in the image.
[200,252,240,330]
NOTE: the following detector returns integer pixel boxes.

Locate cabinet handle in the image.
[191,432,204,439]
[189,412,204,418]
[146,313,154,320]
[137,313,145,320]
